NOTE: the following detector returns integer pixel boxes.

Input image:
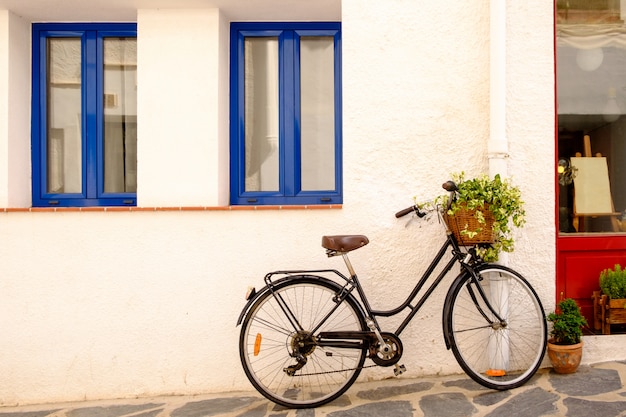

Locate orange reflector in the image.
[486,369,506,377]
[254,333,262,356]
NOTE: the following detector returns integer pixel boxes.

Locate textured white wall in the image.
[0,210,357,403]
[0,11,8,206]
[505,1,557,306]
[137,9,228,207]
[341,0,489,379]
[0,11,30,208]
[0,0,616,407]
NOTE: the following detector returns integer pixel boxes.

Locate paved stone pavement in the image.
[2,361,626,417]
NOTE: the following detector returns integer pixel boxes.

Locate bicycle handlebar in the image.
[395,180,458,218]
[395,206,416,218]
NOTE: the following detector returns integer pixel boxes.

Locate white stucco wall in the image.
[0,10,30,208]
[506,2,557,307]
[0,0,618,407]
[0,11,8,206]
[138,9,229,207]
[0,210,355,403]
[341,0,489,379]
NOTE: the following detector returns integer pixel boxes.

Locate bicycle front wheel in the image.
[447,264,546,390]
[239,277,367,408]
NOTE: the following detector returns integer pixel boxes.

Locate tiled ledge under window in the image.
[1,205,342,213]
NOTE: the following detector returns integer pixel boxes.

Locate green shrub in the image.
[599,264,626,299]
[547,298,587,345]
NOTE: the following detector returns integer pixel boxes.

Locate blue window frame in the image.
[32,23,137,207]
[230,22,342,205]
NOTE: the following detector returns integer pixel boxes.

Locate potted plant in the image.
[547,298,588,374]
[592,264,626,334]
[434,172,526,262]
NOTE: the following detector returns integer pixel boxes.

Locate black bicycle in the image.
[236,181,547,408]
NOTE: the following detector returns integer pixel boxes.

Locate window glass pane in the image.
[557,0,626,233]
[47,38,82,193]
[244,37,279,192]
[103,37,137,193]
[300,36,335,191]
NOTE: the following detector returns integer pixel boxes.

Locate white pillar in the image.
[488,0,510,372]
[489,0,508,180]
[0,11,31,208]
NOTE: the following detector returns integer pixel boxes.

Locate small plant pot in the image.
[547,340,583,374]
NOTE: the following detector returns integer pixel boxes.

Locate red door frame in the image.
[552,2,626,325]
[556,235,626,325]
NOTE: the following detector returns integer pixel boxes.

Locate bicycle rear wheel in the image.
[446,264,546,390]
[239,277,367,408]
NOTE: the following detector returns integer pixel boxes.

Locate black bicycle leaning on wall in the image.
[236,181,547,409]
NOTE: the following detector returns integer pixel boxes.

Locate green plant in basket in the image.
[440,172,526,262]
[599,264,626,301]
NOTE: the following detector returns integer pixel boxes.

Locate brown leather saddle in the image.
[321,235,369,253]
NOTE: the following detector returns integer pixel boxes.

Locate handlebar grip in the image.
[395,206,416,218]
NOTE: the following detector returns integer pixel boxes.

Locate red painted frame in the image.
[556,235,626,325]
[553,2,626,326]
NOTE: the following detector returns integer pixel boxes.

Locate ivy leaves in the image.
[448,172,526,262]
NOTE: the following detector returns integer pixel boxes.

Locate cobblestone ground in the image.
[1,361,625,417]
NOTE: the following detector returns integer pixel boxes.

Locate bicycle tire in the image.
[446,264,547,390]
[239,277,367,408]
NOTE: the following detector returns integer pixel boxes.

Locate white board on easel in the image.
[570,156,614,215]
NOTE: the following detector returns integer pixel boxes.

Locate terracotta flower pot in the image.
[547,339,583,374]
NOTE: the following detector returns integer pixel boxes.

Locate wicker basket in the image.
[443,204,496,245]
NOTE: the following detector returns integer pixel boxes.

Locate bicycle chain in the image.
[289,363,378,377]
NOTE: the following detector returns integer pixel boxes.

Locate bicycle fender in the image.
[235,275,293,326]
[235,274,359,326]
[441,270,471,350]
[236,285,272,327]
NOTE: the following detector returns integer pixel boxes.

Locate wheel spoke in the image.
[240,278,366,408]
[448,265,546,389]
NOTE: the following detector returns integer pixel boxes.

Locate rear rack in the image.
[264,269,353,287]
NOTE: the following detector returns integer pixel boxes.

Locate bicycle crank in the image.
[369,332,403,367]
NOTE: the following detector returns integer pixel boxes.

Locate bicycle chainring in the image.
[369,332,403,367]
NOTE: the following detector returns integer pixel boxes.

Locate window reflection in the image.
[47,38,82,194]
[557,0,626,233]
[104,37,137,193]
[300,36,335,191]
[243,37,279,192]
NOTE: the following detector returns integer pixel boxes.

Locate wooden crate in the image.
[592,290,626,335]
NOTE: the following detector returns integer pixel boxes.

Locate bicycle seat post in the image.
[341,253,357,277]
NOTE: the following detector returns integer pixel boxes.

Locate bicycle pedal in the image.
[393,364,406,376]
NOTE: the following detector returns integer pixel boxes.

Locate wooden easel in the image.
[571,135,621,232]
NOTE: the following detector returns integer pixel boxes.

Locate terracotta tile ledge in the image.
[1,205,342,213]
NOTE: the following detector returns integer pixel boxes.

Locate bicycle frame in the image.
[236,222,506,353]
[363,233,463,336]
